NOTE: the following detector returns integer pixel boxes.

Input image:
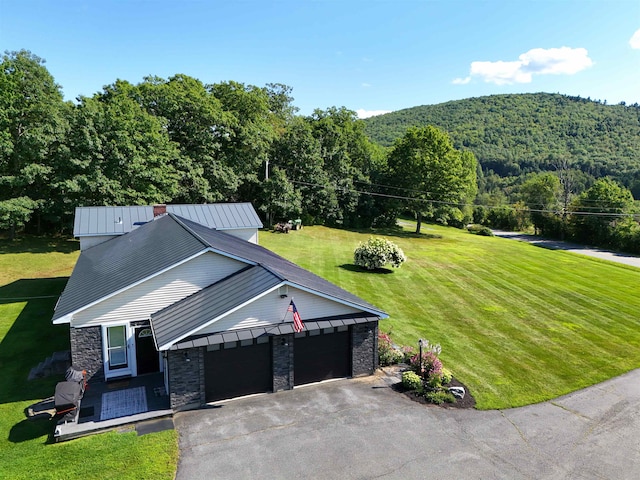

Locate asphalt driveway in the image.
[492,230,640,269]
[174,369,640,479]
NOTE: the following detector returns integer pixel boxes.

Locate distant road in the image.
[492,230,640,269]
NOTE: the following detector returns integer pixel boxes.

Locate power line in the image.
[292,180,639,218]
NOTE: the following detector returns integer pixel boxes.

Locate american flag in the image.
[288,300,304,333]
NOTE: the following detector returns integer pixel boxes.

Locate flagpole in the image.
[281,297,293,323]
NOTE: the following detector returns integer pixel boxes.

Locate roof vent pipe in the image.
[153,204,167,217]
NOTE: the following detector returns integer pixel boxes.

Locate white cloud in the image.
[356,109,392,119]
[454,47,593,85]
[630,29,640,49]
[452,76,471,85]
[361,82,372,88]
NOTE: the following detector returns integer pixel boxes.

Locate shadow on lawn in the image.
[0,236,78,255]
[338,264,394,274]
[0,277,71,407]
[342,226,443,241]
[9,417,55,444]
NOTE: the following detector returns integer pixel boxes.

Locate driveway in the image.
[492,230,640,269]
[174,369,640,479]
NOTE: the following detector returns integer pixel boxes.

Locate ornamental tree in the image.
[354,237,406,270]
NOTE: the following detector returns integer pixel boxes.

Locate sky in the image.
[1,0,639,118]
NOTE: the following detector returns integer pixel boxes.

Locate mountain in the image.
[363,93,640,189]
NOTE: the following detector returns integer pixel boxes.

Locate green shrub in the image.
[441,367,453,385]
[401,371,423,391]
[467,224,494,236]
[424,390,456,405]
[354,237,406,270]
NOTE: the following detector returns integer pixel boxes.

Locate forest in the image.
[2,50,640,251]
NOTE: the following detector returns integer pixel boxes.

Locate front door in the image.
[135,326,160,375]
[104,324,132,378]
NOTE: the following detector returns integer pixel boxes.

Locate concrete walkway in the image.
[492,230,640,269]
[175,369,640,479]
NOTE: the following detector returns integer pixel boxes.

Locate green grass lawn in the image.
[0,238,178,480]
[261,224,640,410]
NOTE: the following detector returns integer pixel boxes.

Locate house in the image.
[53,205,387,410]
[73,203,263,250]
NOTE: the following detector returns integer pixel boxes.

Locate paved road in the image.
[492,230,640,269]
[175,369,640,479]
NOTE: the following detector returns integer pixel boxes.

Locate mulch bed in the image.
[391,377,476,409]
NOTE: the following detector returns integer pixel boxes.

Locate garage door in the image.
[294,329,351,386]
[204,340,272,402]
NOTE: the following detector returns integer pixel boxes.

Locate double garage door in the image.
[204,328,351,402]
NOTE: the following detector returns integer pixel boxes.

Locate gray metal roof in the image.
[169,314,379,350]
[54,213,387,348]
[173,216,386,316]
[53,214,209,323]
[167,203,262,230]
[74,206,150,236]
[151,266,282,350]
[73,203,262,237]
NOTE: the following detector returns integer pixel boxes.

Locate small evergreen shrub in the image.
[354,237,406,270]
[401,371,423,391]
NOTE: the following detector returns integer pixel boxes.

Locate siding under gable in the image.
[72,252,246,327]
[194,286,361,335]
[221,228,258,244]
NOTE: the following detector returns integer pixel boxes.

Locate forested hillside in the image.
[364,93,640,195]
[3,50,640,252]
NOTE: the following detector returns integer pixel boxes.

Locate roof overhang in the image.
[168,314,381,350]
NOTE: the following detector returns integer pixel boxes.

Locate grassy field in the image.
[261,224,640,409]
[0,238,178,480]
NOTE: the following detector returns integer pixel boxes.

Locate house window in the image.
[138,328,153,338]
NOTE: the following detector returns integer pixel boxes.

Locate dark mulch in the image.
[391,377,476,409]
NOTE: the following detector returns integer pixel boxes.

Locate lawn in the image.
[0,238,178,480]
[261,224,640,409]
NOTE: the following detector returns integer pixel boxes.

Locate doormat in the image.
[79,406,94,419]
[100,387,148,421]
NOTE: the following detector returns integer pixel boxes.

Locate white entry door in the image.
[103,324,133,378]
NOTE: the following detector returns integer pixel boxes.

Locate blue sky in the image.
[1,0,639,117]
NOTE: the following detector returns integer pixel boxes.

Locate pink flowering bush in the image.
[378,331,403,366]
[409,351,443,379]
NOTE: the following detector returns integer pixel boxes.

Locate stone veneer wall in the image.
[351,321,378,376]
[167,347,205,410]
[69,326,104,382]
[272,334,294,392]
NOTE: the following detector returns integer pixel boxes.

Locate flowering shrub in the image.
[354,237,406,270]
[378,331,403,366]
[401,345,416,363]
[409,351,443,379]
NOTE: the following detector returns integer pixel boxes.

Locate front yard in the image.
[0,238,178,480]
[261,224,640,409]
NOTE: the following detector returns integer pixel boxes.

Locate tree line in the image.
[0,50,477,238]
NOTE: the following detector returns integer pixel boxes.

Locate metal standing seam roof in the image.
[55,213,387,347]
[53,214,210,322]
[73,206,151,236]
[73,203,263,237]
[151,266,283,350]
[169,314,380,350]
[173,216,387,316]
